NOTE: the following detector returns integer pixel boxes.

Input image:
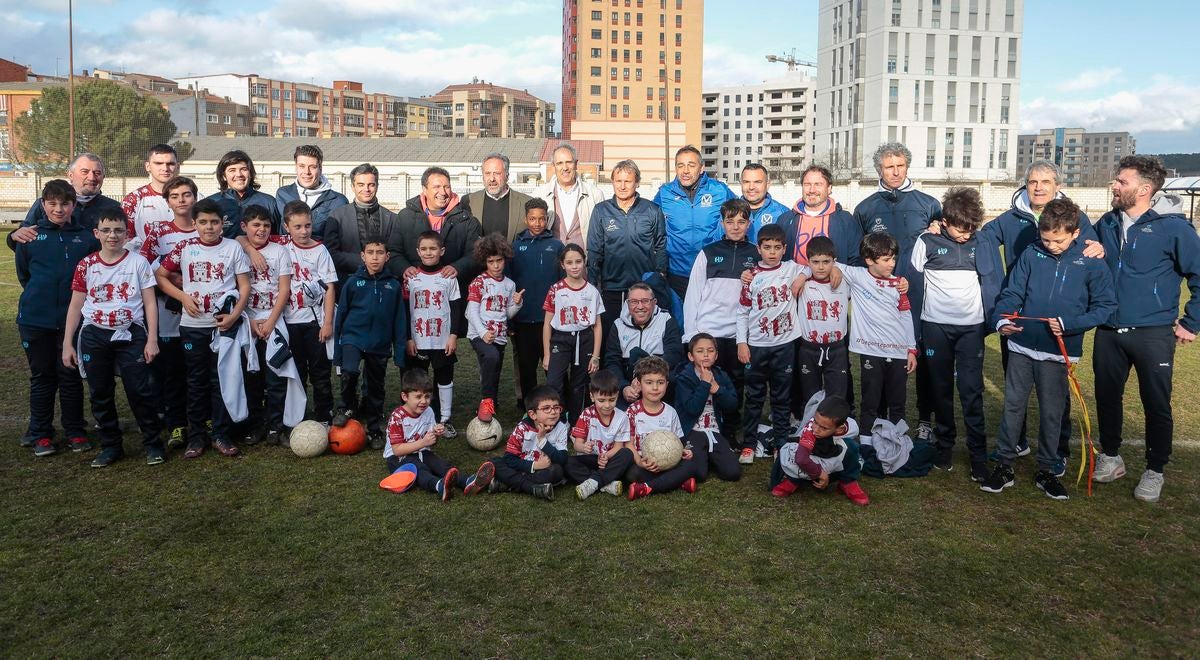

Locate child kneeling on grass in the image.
[770,396,869,506]
[626,356,698,499]
[672,333,741,482]
[489,385,571,501]
[385,369,494,502]
[568,370,635,499]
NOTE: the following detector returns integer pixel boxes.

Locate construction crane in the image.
[765,50,817,72]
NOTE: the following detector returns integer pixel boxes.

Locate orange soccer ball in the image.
[328,419,367,455]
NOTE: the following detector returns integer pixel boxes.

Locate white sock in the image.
[439,383,454,422]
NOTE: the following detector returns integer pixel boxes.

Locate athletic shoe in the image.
[367,431,385,451]
[241,427,264,446]
[600,481,623,496]
[979,464,1015,493]
[441,420,458,439]
[463,461,495,496]
[1133,469,1164,503]
[478,398,496,423]
[532,483,554,501]
[331,408,354,428]
[90,448,123,468]
[487,478,509,494]
[681,477,698,494]
[739,448,754,465]
[1052,459,1067,479]
[145,445,166,466]
[1015,442,1032,457]
[32,438,57,457]
[916,421,933,442]
[439,467,459,502]
[575,478,599,500]
[212,438,240,457]
[19,435,36,448]
[771,480,799,498]
[1092,453,1126,483]
[183,440,205,459]
[932,445,953,471]
[68,436,93,453]
[166,427,186,450]
[970,462,990,483]
[627,482,651,501]
[837,480,870,506]
[265,430,283,446]
[1035,470,1069,500]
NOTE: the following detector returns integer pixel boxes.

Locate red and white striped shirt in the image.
[384,405,435,459]
[71,251,156,329]
[159,237,250,328]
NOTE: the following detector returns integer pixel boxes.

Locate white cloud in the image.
[1056,67,1123,93]
[703,44,779,89]
[1021,76,1200,138]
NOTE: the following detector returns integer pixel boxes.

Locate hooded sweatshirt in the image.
[275,176,349,238]
[603,306,684,388]
[982,186,1098,272]
[1095,192,1200,332]
[776,197,864,267]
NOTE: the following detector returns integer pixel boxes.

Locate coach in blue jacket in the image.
[653,145,735,302]
[739,163,790,243]
[1091,155,1200,503]
[588,159,667,343]
[274,145,348,238]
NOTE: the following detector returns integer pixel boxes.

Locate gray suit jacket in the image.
[322,202,405,282]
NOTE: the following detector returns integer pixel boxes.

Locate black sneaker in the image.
[1035,470,1069,501]
[970,462,990,483]
[532,483,554,501]
[145,445,166,466]
[368,431,385,450]
[242,427,265,446]
[916,421,933,442]
[279,430,291,449]
[331,408,354,428]
[933,445,953,471]
[979,464,1015,493]
[440,420,458,439]
[90,448,124,468]
[265,429,283,446]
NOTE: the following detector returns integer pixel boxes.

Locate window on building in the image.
[591,103,602,114]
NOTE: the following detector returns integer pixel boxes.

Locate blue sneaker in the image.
[988,442,1032,462]
[1052,459,1066,478]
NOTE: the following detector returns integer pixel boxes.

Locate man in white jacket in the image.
[536,143,607,249]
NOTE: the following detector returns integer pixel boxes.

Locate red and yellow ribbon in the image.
[1000,313,1096,495]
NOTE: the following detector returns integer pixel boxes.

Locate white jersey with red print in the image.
[736,261,806,347]
[505,419,570,462]
[272,236,338,325]
[840,265,916,360]
[159,237,251,329]
[571,405,631,455]
[627,400,684,456]
[121,184,173,242]
[245,241,292,321]
[466,273,518,343]
[693,396,720,433]
[542,279,604,332]
[71,251,156,330]
[405,268,460,350]
[139,220,198,338]
[797,277,850,345]
[383,405,435,459]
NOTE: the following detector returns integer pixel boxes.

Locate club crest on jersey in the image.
[183,343,193,351]
[760,213,774,225]
[356,280,366,287]
[699,194,713,207]
[606,220,617,232]
[713,256,724,264]
[871,219,886,232]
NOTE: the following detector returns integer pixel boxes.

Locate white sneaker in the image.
[1093,453,1127,483]
[575,478,599,500]
[1133,469,1164,503]
[600,480,623,496]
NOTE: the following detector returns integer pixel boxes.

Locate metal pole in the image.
[67,0,75,160]
[663,8,670,181]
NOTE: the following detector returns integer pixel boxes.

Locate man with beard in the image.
[275,144,348,238]
[739,163,790,243]
[9,153,122,248]
[466,153,532,243]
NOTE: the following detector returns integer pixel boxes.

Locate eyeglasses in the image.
[96,228,126,235]
[627,298,655,306]
[536,405,563,413]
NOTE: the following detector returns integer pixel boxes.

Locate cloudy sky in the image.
[5,0,1199,153]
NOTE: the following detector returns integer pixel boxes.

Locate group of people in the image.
[12,139,1198,505]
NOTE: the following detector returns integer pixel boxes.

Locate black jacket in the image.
[323,201,401,283]
[395,194,481,291]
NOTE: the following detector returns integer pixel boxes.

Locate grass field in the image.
[1,233,1198,657]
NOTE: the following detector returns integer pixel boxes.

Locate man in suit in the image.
[466,153,533,243]
[324,163,406,283]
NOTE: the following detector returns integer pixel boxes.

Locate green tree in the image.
[13,80,182,176]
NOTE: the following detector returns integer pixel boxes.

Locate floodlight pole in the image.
[67,0,75,159]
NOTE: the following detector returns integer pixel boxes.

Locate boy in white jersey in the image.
[468,233,523,424]
[489,385,570,500]
[834,233,915,448]
[239,204,293,446]
[277,201,338,429]
[569,370,635,499]
[793,235,851,414]
[156,198,252,458]
[626,356,698,499]
[139,175,199,448]
[62,211,163,467]
[385,370,495,502]
[736,224,807,464]
[404,230,464,437]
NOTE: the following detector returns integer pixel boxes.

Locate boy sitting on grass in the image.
[490,385,571,501]
[626,356,698,500]
[770,396,869,506]
[568,370,635,499]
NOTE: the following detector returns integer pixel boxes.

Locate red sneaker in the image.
[440,467,459,502]
[771,480,799,498]
[837,480,870,506]
[681,477,698,494]
[463,461,495,496]
[627,482,651,501]
[477,398,495,423]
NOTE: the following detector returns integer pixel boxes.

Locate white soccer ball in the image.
[465,417,504,451]
[641,430,683,470]
[290,420,329,458]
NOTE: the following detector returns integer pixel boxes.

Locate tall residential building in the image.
[1016,128,1135,187]
[561,0,703,182]
[815,0,1023,181]
[429,80,554,139]
[174,74,406,138]
[700,74,816,183]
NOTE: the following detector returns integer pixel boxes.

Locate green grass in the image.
[1,233,1198,657]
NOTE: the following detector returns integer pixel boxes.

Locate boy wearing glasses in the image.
[603,281,683,410]
[488,385,570,500]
